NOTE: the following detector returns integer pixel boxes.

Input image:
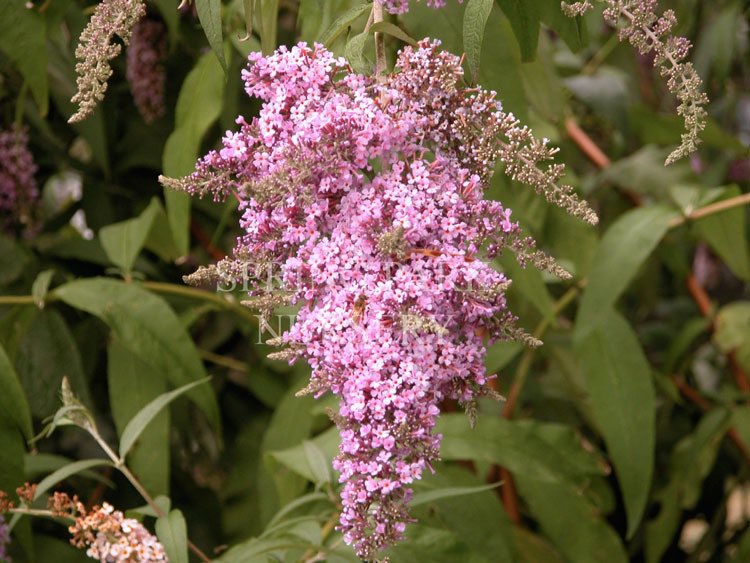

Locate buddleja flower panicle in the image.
[0,515,10,563]
[69,0,146,123]
[126,18,167,123]
[47,492,167,562]
[0,125,39,232]
[562,0,708,165]
[168,39,594,559]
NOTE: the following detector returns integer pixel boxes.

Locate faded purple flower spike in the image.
[126,18,167,123]
[69,0,146,123]
[0,515,10,563]
[0,125,38,232]
[563,0,708,164]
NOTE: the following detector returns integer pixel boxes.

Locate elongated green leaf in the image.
[258,0,279,54]
[108,341,169,495]
[369,21,417,46]
[319,2,370,46]
[515,476,628,563]
[15,309,92,418]
[99,198,160,274]
[55,278,221,433]
[496,0,540,62]
[695,186,750,281]
[302,440,332,486]
[344,31,370,74]
[33,459,113,501]
[576,206,678,333]
[438,415,605,485]
[151,0,181,48]
[463,0,494,80]
[0,345,31,545]
[243,0,255,39]
[119,378,210,459]
[644,408,731,563]
[0,344,32,440]
[411,482,501,507]
[31,269,55,310]
[0,0,48,114]
[576,309,655,537]
[156,509,189,563]
[195,0,227,71]
[163,52,226,255]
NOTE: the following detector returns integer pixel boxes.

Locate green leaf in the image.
[513,527,565,563]
[119,377,210,459]
[344,31,371,75]
[318,2,370,46]
[438,415,605,485]
[575,309,655,538]
[156,509,190,563]
[694,186,750,281]
[0,345,31,535]
[55,278,221,433]
[195,0,227,71]
[270,426,338,484]
[515,475,628,563]
[0,236,31,288]
[31,269,55,309]
[243,0,255,39]
[108,340,169,495]
[0,0,48,114]
[463,0,494,80]
[714,302,750,372]
[576,206,678,332]
[538,0,587,52]
[0,344,33,441]
[163,52,226,255]
[33,459,114,501]
[99,198,161,274]
[411,482,501,507]
[644,408,731,563]
[15,309,92,418]
[302,440,332,487]
[369,21,417,46]
[496,0,541,62]
[258,0,279,54]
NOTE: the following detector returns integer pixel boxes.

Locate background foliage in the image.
[1,0,749,561]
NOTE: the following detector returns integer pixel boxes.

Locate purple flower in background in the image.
[0,514,10,562]
[126,18,167,123]
[0,125,38,232]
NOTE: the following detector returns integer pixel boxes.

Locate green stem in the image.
[140,281,259,325]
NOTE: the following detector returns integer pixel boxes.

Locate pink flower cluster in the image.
[126,18,167,123]
[170,40,579,558]
[0,126,38,231]
[379,0,458,15]
[68,502,167,562]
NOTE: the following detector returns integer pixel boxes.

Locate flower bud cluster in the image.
[126,18,167,123]
[168,39,592,559]
[0,125,38,231]
[48,493,167,562]
[69,0,146,123]
[562,0,707,164]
